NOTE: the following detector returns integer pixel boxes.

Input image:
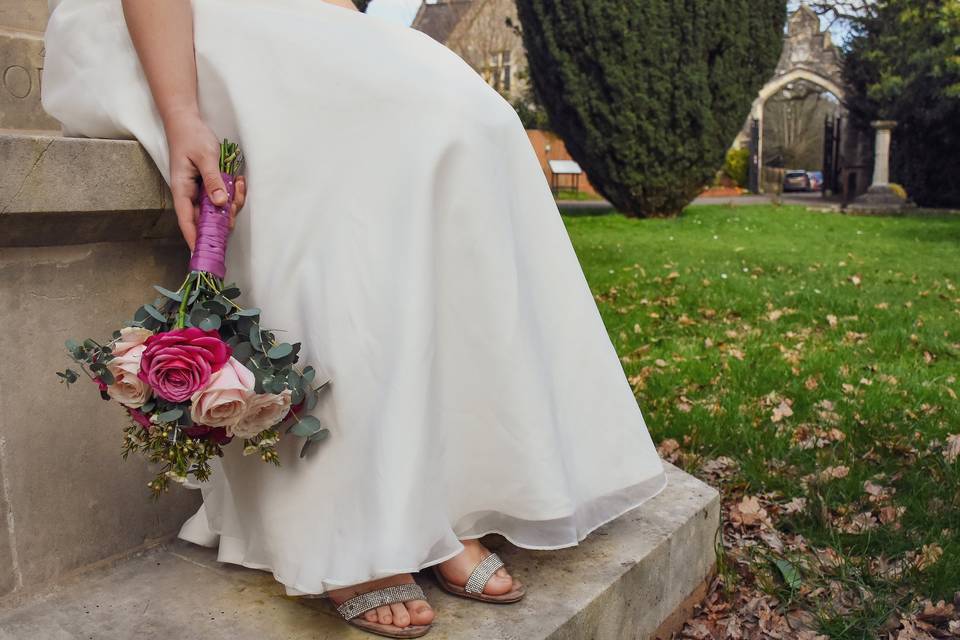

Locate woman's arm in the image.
[121,0,245,251]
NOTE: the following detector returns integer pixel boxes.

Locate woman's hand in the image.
[164,111,247,252]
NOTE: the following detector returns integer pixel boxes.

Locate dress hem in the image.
[177,469,669,596]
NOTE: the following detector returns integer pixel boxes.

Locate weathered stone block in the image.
[0,30,59,132]
[0,0,49,33]
[0,134,177,247]
[0,240,201,602]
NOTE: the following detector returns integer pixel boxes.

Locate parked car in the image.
[783,170,811,192]
[807,171,824,192]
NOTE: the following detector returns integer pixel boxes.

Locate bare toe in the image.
[389,602,411,628]
[376,605,393,625]
[483,567,515,595]
[407,600,435,626]
[363,610,378,623]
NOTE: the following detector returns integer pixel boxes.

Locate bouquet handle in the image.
[188,172,236,279]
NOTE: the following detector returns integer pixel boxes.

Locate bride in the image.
[41,0,668,637]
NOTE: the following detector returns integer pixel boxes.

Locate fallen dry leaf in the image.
[771,399,794,423]
[944,434,960,464]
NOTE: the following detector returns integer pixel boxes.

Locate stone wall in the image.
[0,0,59,131]
[0,134,201,604]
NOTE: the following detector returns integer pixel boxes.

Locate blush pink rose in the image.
[233,389,293,439]
[105,344,153,408]
[138,327,231,402]
[189,357,255,428]
[112,326,154,357]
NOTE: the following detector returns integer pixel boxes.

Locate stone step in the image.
[0,464,718,640]
[0,133,177,247]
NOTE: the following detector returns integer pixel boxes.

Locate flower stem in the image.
[176,277,194,329]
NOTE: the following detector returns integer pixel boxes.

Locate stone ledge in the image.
[0,133,178,247]
[0,464,718,640]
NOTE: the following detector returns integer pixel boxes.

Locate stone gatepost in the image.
[870,120,896,187]
[850,119,911,210]
[0,0,60,132]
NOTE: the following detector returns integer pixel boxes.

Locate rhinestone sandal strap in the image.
[464,552,505,594]
[336,582,427,621]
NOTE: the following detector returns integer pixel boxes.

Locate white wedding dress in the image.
[42,0,667,595]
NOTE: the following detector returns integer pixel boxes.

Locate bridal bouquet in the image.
[56,140,330,499]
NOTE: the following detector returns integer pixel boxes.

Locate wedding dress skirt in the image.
[42,0,667,595]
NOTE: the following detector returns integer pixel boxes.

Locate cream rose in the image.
[105,344,153,408]
[112,326,154,357]
[233,389,293,439]
[189,357,255,428]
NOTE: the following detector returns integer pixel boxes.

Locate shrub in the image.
[514,0,786,216]
[723,148,750,188]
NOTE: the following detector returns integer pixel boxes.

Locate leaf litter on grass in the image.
[565,206,960,639]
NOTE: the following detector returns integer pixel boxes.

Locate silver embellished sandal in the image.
[333,582,433,638]
[432,551,526,603]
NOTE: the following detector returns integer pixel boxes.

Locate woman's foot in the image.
[436,539,522,596]
[327,573,435,629]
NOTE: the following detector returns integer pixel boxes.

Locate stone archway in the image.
[741,4,849,193]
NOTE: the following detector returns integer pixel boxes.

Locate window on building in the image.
[484,50,512,94]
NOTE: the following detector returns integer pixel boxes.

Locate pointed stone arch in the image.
[741,4,850,193]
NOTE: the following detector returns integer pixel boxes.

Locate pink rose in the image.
[189,357,255,428]
[233,389,293,439]
[112,326,154,357]
[105,344,153,408]
[138,327,231,402]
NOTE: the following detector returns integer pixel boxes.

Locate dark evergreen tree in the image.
[843,0,960,208]
[514,1,786,216]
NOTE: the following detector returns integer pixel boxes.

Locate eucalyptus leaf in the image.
[290,387,304,405]
[203,298,230,316]
[144,304,167,323]
[302,366,316,384]
[232,341,254,362]
[249,325,264,351]
[198,314,222,331]
[236,307,261,317]
[308,428,330,442]
[153,285,183,301]
[267,343,293,359]
[290,415,323,438]
[299,438,313,458]
[157,408,183,423]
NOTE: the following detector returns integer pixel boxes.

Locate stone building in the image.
[412,0,528,104]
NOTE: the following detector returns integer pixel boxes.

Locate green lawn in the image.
[564,205,960,638]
